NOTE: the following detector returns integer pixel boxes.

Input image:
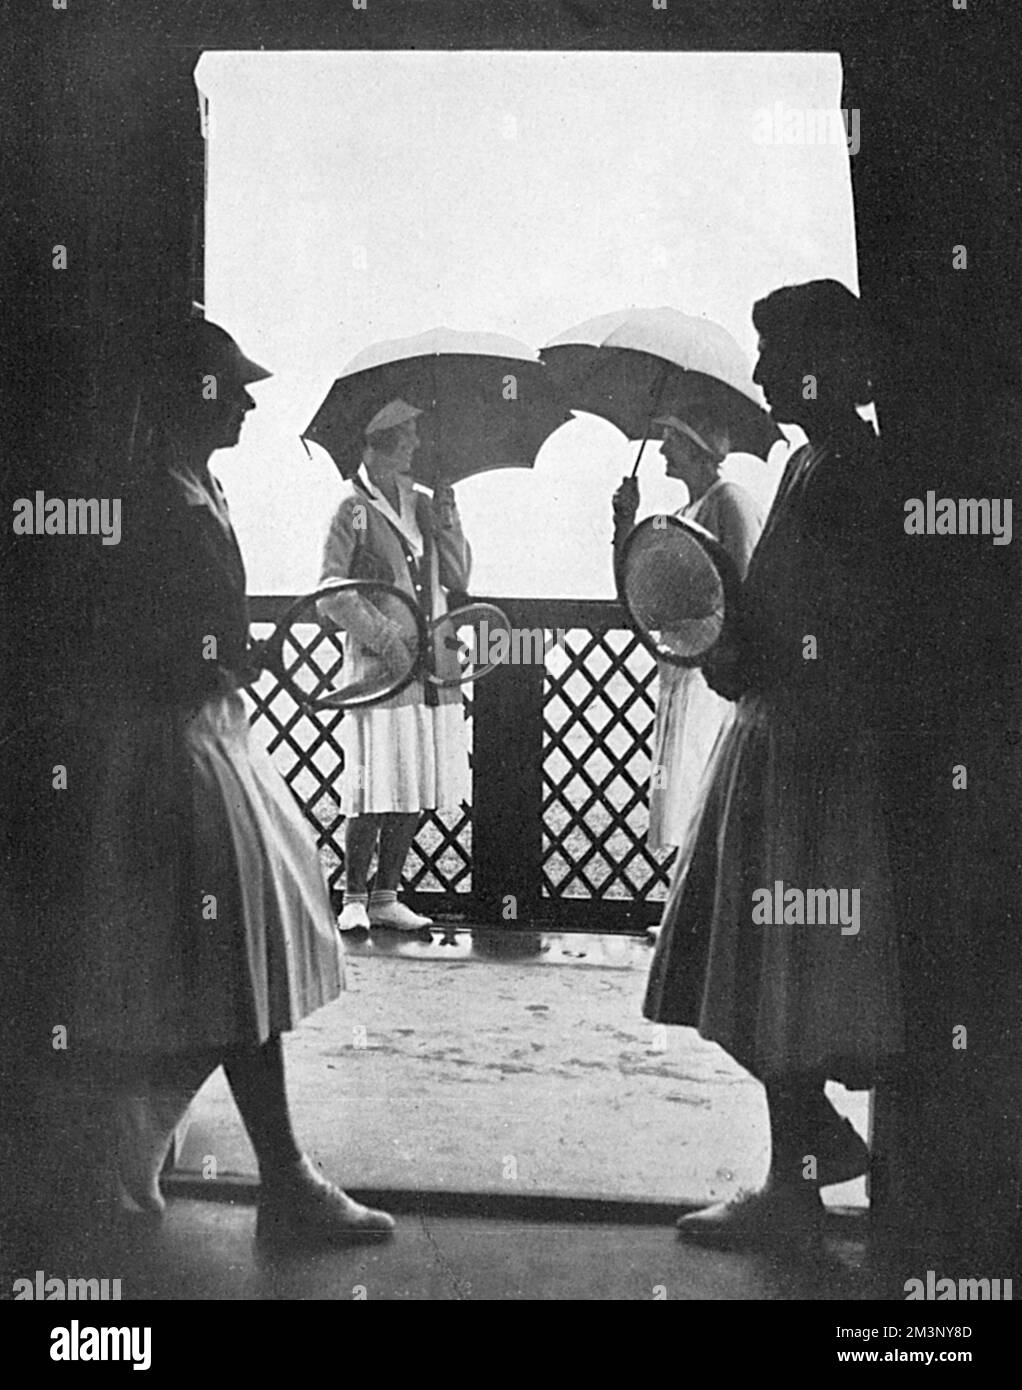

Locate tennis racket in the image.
[423,601,515,687]
[617,513,741,666]
[251,580,427,710]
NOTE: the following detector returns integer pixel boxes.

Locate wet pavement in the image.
[177,928,869,1212]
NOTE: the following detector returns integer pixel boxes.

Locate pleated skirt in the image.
[338,698,471,815]
[643,691,904,1087]
[56,690,343,1055]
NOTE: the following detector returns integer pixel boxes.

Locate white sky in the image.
[196,50,859,597]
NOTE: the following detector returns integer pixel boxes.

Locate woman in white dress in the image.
[612,409,764,854]
[320,401,472,932]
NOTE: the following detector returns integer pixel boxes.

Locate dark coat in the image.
[642,422,901,1089]
[86,467,254,708]
[3,460,341,1058]
[3,465,256,1055]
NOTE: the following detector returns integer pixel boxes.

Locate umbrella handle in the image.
[629,437,650,478]
[630,363,671,477]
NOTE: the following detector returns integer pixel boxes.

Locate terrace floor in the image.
[107,926,871,1300]
[2,929,877,1301]
[85,1191,874,1301]
[175,925,868,1219]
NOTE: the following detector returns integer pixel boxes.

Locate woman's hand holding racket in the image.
[700,637,750,702]
[251,581,426,712]
[424,601,515,687]
[249,582,515,711]
[373,619,418,680]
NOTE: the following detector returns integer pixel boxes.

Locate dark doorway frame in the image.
[5,0,1019,1293]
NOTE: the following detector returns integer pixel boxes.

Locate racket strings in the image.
[427,603,514,686]
[623,529,726,662]
[261,588,513,706]
[272,583,423,709]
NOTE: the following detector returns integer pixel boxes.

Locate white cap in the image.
[365,398,423,436]
[652,413,716,456]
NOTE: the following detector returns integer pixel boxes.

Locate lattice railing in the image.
[246,600,473,899]
[247,597,674,930]
[543,625,673,902]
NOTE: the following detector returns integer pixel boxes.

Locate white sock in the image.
[369,889,398,908]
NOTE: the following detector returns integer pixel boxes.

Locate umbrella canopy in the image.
[303,327,573,486]
[541,307,781,459]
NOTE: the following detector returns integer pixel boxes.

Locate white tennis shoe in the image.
[336,901,370,932]
[369,901,434,932]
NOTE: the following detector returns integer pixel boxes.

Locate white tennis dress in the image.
[319,470,471,816]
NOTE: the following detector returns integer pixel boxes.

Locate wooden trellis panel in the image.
[543,624,674,904]
[247,597,673,930]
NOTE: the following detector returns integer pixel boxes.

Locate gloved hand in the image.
[700,640,751,702]
[612,476,640,530]
[374,621,416,680]
[430,481,457,530]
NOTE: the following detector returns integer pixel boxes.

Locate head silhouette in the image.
[752,280,872,431]
[142,319,271,461]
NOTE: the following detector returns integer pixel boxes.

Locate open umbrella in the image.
[541,307,781,471]
[303,327,572,487]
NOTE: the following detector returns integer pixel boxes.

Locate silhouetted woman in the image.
[644,281,902,1245]
[20,319,394,1250]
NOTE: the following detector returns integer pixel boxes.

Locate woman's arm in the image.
[611,477,640,577]
[319,496,362,587]
[691,485,766,700]
[428,484,472,593]
[318,499,410,657]
[702,482,764,581]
